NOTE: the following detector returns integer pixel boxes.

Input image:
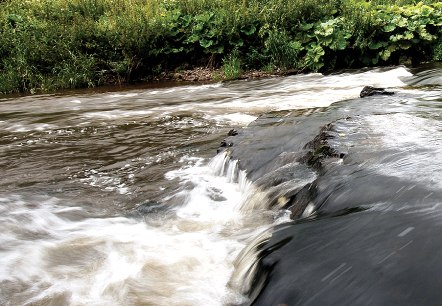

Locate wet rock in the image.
[217,137,235,153]
[300,123,342,170]
[287,183,317,219]
[219,139,233,148]
[360,86,395,98]
[228,129,238,136]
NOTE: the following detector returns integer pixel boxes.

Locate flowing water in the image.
[0,64,441,305]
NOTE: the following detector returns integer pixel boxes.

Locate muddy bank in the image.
[145,67,288,83]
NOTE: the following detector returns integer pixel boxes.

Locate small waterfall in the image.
[209,152,239,183]
[228,229,274,297]
[207,152,296,300]
[209,152,281,213]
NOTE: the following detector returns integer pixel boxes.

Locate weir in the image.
[220,66,442,305]
[0,65,441,305]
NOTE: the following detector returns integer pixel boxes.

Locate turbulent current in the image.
[0,64,441,305]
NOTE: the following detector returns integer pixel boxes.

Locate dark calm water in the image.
[0,65,441,305]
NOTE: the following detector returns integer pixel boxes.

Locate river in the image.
[0,64,441,305]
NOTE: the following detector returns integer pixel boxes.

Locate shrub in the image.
[0,0,441,94]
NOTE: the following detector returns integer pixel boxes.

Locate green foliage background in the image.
[0,0,441,94]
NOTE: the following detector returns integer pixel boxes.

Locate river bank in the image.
[146,67,281,82]
[1,0,441,95]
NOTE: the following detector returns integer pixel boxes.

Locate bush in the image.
[0,0,441,94]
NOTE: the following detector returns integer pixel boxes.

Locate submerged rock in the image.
[360,86,394,98]
[300,123,343,170]
[219,139,233,148]
[217,139,234,153]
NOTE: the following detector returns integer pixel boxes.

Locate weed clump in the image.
[223,50,242,80]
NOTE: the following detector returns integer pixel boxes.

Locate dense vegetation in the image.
[0,0,441,94]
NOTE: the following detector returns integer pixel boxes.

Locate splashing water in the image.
[0,153,298,306]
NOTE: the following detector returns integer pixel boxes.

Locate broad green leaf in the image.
[241,24,256,36]
[180,15,192,27]
[383,24,396,32]
[390,34,403,42]
[289,41,303,51]
[418,26,435,40]
[407,21,418,31]
[380,49,391,61]
[387,44,398,52]
[207,30,217,38]
[322,37,333,46]
[300,23,314,31]
[404,31,414,40]
[186,34,200,43]
[420,6,432,17]
[316,23,333,37]
[399,42,411,50]
[369,41,385,50]
[396,17,408,28]
[231,40,244,47]
[335,37,347,50]
[196,12,213,23]
[200,38,213,48]
[194,23,204,31]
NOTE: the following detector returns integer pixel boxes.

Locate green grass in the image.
[223,50,242,80]
[0,0,441,94]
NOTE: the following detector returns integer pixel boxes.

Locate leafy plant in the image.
[0,0,441,94]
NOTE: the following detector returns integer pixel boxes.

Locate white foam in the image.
[212,113,258,125]
[84,110,152,119]
[0,67,412,133]
[218,67,411,112]
[0,153,293,305]
[146,67,413,125]
[108,93,139,98]
[5,123,58,132]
